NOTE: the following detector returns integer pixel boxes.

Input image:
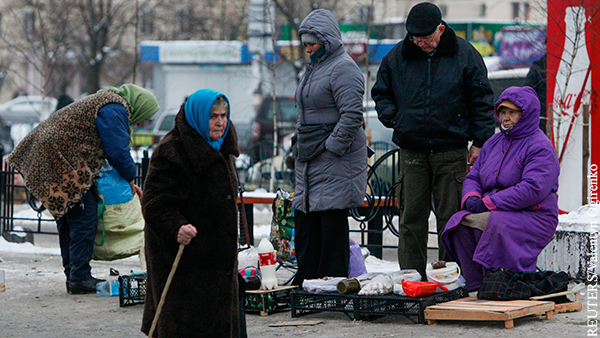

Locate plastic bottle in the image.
[96,280,119,297]
[258,238,278,290]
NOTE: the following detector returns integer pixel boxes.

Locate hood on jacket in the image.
[495,86,541,139]
[298,9,344,62]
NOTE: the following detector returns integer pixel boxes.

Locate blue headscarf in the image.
[184,88,230,151]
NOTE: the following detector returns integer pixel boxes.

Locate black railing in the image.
[0,151,150,237]
[350,147,401,258]
[1,145,438,259]
[349,145,441,258]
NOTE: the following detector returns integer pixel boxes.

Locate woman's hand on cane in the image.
[177,224,197,245]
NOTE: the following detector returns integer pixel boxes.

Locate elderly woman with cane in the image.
[141,88,244,337]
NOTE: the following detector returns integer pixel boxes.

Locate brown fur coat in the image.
[141,107,240,337]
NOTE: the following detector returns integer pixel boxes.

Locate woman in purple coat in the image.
[441,86,559,292]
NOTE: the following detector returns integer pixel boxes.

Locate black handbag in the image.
[477,267,569,300]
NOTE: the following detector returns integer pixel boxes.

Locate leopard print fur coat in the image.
[7,91,130,219]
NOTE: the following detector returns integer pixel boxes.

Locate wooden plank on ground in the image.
[268,320,324,327]
[424,297,555,329]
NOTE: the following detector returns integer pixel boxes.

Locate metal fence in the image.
[0,145,436,259]
[0,151,150,237]
[350,147,402,258]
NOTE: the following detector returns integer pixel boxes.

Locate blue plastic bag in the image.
[97,165,133,206]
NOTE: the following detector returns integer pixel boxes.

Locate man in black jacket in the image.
[524,54,547,133]
[372,2,495,280]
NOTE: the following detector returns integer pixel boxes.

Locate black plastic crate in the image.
[291,290,360,320]
[355,287,468,323]
[119,274,147,307]
[291,287,468,323]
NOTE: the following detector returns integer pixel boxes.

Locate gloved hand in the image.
[465,196,488,214]
[285,154,295,170]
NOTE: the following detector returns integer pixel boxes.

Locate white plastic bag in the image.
[303,277,346,293]
[238,247,259,270]
[358,274,394,295]
[93,195,144,261]
[390,269,422,296]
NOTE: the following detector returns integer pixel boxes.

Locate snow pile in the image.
[558,204,600,232]
[0,236,59,255]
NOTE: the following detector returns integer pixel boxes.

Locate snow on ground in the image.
[0,236,60,255]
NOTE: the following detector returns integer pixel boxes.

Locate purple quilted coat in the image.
[441,86,559,272]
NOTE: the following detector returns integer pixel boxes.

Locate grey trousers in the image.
[396,148,467,279]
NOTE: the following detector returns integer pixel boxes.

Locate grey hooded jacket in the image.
[292,9,367,213]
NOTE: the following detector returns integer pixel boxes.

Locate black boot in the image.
[66,276,106,294]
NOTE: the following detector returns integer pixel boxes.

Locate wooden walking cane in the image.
[148,243,185,337]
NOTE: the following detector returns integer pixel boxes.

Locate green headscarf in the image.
[101,84,160,128]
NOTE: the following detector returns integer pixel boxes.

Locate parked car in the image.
[131,108,178,148]
[0,115,14,156]
[0,96,57,124]
[151,109,177,138]
[250,96,297,143]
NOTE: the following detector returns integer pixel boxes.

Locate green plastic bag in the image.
[93,194,144,261]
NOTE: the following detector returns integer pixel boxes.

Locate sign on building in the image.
[547,0,600,211]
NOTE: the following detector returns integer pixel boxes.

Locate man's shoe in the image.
[67,277,103,295]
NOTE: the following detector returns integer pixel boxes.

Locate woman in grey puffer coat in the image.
[292,9,367,286]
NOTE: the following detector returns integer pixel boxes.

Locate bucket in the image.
[426,262,461,285]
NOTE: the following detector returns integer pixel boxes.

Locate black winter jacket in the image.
[372,23,495,152]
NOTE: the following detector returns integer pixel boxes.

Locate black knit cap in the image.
[406,2,442,37]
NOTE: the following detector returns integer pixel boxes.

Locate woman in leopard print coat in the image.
[8,84,159,293]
